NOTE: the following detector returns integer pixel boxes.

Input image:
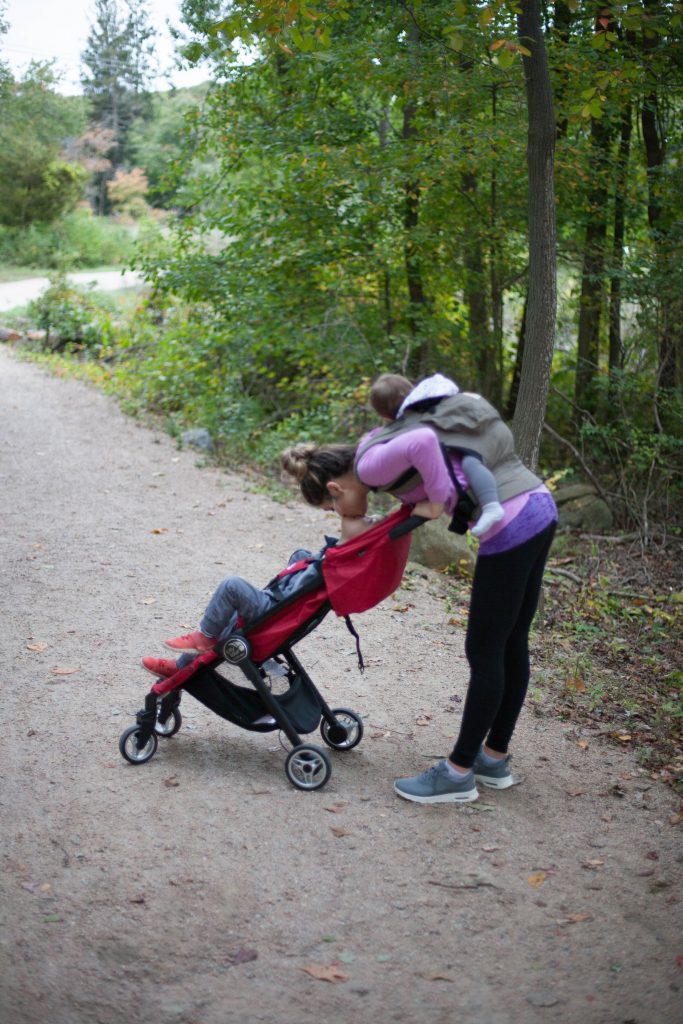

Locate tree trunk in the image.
[402,26,430,377]
[575,111,610,413]
[506,291,527,420]
[489,83,503,408]
[640,1,679,394]
[462,169,495,398]
[511,0,557,470]
[608,99,632,380]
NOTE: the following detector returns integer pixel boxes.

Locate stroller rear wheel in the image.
[119,726,158,764]
[320,708,364,751]
[285,744,331,791]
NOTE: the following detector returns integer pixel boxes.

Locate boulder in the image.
[553,483,613,532]
[0,326,22,342]
[408,516,475,575]
[180,428,214,453]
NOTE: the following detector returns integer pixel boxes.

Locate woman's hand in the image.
[412,500,445,520]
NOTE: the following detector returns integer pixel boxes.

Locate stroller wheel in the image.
[321,708,364,751]
[119,726,158,764]
[285,744,332,791]
[155,707,182,738]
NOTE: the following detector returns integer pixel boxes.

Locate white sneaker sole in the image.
[394,784,479,803]
[474,772,515,790]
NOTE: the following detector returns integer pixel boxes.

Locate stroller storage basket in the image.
[185,664,323,736]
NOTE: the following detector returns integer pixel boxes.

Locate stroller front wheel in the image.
[119,726,158,764]
[321,708,364,751]
[285,744,331,791]
[155,707,182,737]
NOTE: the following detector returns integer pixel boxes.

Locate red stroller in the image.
[118,507,423,790]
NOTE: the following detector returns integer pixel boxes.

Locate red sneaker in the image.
[163,630,216,652]
[141,656,178,678]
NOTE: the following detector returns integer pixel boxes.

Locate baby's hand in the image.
[412,500,445,521]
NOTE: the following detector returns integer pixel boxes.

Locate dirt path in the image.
[1,345,681,1024]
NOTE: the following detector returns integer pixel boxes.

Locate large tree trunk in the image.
[511,0,557,470]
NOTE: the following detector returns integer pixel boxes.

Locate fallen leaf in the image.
[676,956,683,971]
[565,676,587,693]
[26,642,48,652]
[527,871,548,888]
[420,970,454,982]
[582,859,604,870]
[556,913,593,924]
[142,597,157,605]
[324,802,349,814]
[51,667,79,676]
[392,605,410,613]
[301,964,348,983]
[568,789,586,798]
[576,740,589,750]
[151,528,168,534]
[164,776,180,788]
[130,893,146,904]
[330,827,351,838]
[415,715,432,726]
[614,732,632,744]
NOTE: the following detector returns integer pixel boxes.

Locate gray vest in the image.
[355,392,541,505]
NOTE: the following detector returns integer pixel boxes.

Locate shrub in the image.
[28,272,115,353]
[0,208,133,269]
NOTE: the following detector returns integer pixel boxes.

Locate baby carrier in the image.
[354,391,542,535]
[118,506,423,791]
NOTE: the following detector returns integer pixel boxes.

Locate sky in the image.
[2,0,210,94]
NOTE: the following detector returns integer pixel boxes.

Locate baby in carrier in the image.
[369,372,505,538]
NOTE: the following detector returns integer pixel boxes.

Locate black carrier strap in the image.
[441,444,476,535]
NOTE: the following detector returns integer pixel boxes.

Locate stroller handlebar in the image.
[389,514,430,539]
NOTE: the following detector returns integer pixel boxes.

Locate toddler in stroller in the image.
[119,505,422,790]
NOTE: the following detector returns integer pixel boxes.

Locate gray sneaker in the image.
[394,761,478,804]
[473,752,514,789]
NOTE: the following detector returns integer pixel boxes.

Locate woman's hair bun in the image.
[281,443,316,482]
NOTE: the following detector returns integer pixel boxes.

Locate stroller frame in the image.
[119,585,364,791]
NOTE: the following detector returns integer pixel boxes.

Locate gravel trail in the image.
[0,345,681,1024]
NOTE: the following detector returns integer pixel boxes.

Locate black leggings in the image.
[450,521,556,768]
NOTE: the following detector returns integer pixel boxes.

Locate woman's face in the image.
[323,472,369,518]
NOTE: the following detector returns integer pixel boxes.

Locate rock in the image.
[554,484,613,532]
[180,428,214,453]
[26,329,47,342]
[0,326,22,342]
[408,516,475,574]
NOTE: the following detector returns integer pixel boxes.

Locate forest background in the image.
[0,0,681,784]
